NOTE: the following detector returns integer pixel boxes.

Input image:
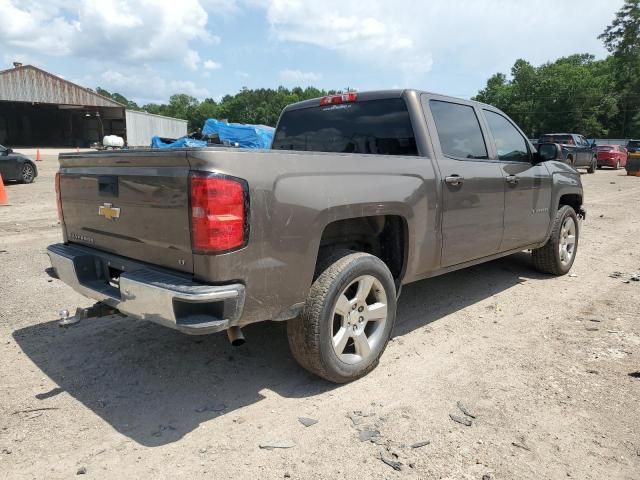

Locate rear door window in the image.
[272,98,417,155]
[429,100,488,159]
[483,110,530,162]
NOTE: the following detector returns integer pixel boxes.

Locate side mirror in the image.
[537,142,562,162]
[6,148,13,154]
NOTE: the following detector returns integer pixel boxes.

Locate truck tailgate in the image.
[58,150,193,274]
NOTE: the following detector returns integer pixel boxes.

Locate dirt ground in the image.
[1,156,639,480]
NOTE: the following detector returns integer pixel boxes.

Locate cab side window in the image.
[484,110,530,162]
[429,100,488,160]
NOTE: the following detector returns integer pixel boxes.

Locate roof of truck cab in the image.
[281,89,493,112]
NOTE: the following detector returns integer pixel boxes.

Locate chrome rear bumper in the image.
[47,243,245,335]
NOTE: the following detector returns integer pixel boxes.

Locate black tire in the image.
[532,206,579,275]
[21,163,35,184]
[287,250,397,383]
[567,155,574,166]
[587,156,597,174]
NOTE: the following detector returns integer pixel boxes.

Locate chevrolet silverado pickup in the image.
[48,90,585,383]
[538,133,598,173]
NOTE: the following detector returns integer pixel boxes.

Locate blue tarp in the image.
[151,136,208,149]
[202,119,274,149]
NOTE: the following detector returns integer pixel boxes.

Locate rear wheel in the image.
[21,163,35,184]
[587,156,597,174]
[287,251,396,383]
[532,206,579,275]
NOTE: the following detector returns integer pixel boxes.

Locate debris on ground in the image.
[298,417,318,427]
[379,452,402,471]
[11,407,60,415]
[76,466,87,475]
[410,440,431,449]
[259,440,295,450]
[195,403,226,413]
[456,401,477,419]
[449,414,472,427]
[358,428,380,442]
[512,437,532,451]
[610,272,623,278]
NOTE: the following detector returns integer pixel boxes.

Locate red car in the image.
[596,145,627,169]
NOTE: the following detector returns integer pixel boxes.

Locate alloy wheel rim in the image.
[558,217,576,266]
[330,275,388,365]
[22,164,34,182]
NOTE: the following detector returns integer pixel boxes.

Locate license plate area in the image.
[73,254,121,299]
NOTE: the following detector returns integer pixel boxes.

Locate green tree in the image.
[474,55,615,138]
[599,0,640,137]
[95,87,140,110]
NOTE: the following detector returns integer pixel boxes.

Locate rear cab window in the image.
[272,98,417,156]
[540,134,574,145]
[428,100,488,160]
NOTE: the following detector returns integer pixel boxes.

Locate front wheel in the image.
[287,251,397,383]
[532,206,579,275]
[587,157,597,174]
[21,163,35,183]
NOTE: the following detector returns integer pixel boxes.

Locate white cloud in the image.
[1,0,216,70]
[99,69,211,103]
[279,69,321,82]
[258,0,619,83]
[203,59,222,70]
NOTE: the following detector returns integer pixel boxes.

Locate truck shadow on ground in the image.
[13,252,544,447]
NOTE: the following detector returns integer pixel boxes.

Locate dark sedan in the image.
[0,145,38,183]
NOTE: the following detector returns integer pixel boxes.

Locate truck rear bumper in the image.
[47,243,245,335]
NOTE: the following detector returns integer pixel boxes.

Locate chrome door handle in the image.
[445,175,464,186]
[506,175,520,185]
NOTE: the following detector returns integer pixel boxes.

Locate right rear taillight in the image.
[189,173,247,254]
[55,172,64,224]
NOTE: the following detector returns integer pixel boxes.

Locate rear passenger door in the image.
[482,109,552,250]
[424,97,505,267]
[576,135,591,166]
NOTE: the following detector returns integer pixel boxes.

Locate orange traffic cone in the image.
[36,149,42,161]
[0,174,9,206]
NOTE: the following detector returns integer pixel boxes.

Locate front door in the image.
[426,98,505,267]
[482,110,552,250]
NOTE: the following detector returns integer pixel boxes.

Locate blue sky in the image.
[1,0,624,105]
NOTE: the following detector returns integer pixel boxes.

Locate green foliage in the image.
[95,86,336,131]
[96,87,140,110]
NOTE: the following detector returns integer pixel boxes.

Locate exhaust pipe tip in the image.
[227,326,245,346]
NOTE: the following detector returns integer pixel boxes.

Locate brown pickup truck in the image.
[48,90,585,382]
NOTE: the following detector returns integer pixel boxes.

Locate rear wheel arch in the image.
[315,215,409,288]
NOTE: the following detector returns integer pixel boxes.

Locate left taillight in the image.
[189,172,248,254]
[55,172,64,224]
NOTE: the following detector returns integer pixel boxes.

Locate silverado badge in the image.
[98,203,121,220]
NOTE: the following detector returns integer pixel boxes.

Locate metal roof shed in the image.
[0,63,187,147]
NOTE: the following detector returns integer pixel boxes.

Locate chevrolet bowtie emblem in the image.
[98,203,121,220]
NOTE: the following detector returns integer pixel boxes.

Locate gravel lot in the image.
[1,157,639,479]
